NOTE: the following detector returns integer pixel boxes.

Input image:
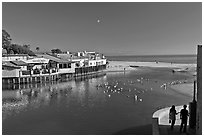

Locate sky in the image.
[2,2,202,56]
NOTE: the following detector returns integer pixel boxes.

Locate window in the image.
[68,63,71,68]
[59,64,62,68]
[63,63,67,68]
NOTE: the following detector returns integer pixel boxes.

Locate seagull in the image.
[134,95,138,101]
[97,19,100,23]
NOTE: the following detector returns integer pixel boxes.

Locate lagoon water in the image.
[2,66,195,135]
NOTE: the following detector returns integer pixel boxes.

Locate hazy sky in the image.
[2,2,202,55]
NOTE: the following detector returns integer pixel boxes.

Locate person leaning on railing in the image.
[169,105,179,130]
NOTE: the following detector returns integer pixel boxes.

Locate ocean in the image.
[2,64,195,134]
[106,55,197,64]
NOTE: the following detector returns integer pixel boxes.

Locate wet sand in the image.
[106,61,196,75]
[107,61,196,97]
[170,83,194,97]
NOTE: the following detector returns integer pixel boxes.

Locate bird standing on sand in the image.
[134,95,138,101]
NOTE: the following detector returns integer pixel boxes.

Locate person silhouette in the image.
[169,105,178,130]
[180,105,189,133]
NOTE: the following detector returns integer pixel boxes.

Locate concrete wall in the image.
[152,105,189,135]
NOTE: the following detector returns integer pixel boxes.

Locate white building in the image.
[2,54,29,61]
[10,60,28,71]
[2,61,21,78]
[24,57,50,70]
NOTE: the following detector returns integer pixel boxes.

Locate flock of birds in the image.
[12,76,188,105]
[96,80,144,102]
[95,77,153,102]
[95,77,188,102]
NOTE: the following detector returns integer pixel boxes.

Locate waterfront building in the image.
[24,57,50,70]
[88,58,106,67]
[56,53,73,61]
[2,48,7,54]
[71,57,89,67]
[36,53,76,74]
[2,61,21,78]
[10,60,29,71]
[2,50,106,85]
[75,51,85,57]
[2,54,29,61]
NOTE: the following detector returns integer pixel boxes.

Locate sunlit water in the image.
[2,68,195,135]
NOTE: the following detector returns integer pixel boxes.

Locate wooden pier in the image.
[2,64,107,87]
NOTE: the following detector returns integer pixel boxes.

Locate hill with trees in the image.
[2,29,36,56]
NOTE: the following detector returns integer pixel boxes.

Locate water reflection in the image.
[2,75,108,120]
[3,69,195,134]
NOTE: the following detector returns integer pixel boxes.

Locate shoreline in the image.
[106,61,196,75]
[106,61,195,98]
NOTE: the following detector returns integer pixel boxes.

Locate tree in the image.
[23,44,30,50]
[10,44,35,56]
[9,50,14,54]
[27,50,36,56]
[2,30,35,56]
[2,30,12,53]
[36,47,40,52]
[51,48,62,54]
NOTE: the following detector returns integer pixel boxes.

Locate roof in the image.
[71,56,90,60]
[2,54,29,57]
[2,61,21,69]
[24,57,49,64]
[10,60,28,66]
[57,54,72,60]
[36,53,72,63]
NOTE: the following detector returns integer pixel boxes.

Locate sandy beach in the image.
[106,61,196,75]
[106,61,196,97]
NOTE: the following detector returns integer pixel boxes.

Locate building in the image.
[88,58,106,67]
[2,51,107,84]
[2,54,29,61]
[10,60,29,71]
[24,57,50,70]
[36,53,76,74]
[56,53,73,61]
[2,61,21,78]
